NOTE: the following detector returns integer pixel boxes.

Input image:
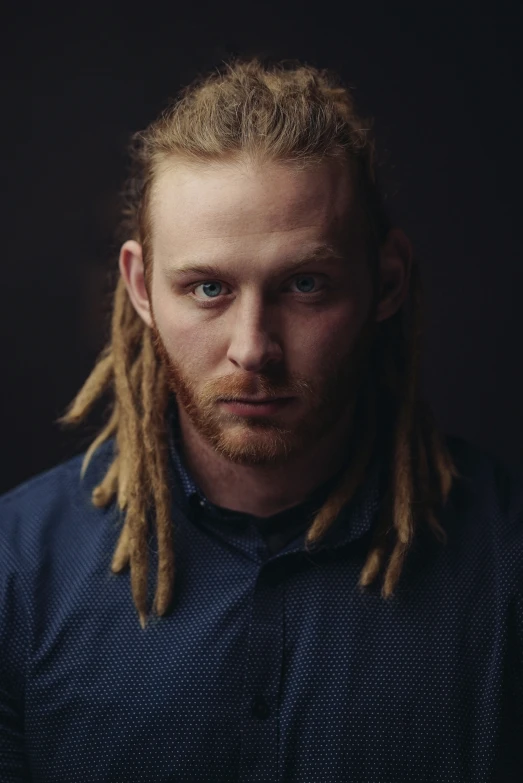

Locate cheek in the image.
[151,281,185,338]
[151,291,221,368]
[295,299,367,361]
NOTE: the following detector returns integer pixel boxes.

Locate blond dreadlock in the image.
[61,57,460,630]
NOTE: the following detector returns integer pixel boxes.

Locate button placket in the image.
[238,565,285,781]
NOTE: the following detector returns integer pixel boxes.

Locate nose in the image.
[226,294,283,372]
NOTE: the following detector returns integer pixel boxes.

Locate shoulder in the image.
[444,433,523,522]
[443,434,523,583]
[0,439,117,564]
[0,438,116,510]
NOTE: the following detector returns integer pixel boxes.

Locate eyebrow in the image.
[166,243,346,280]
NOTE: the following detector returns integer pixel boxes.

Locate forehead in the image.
[149,158,360,258]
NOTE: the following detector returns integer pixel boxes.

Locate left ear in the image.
[375,228,413,323]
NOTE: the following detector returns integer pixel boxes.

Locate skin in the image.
[119,157,412,517]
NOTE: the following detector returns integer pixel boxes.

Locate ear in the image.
[375,228,413,323]
[118,240,153,328]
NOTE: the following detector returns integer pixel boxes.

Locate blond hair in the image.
[61,58,459,630]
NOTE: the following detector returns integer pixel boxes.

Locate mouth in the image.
[219,397,294,416]
[227,397,289,403]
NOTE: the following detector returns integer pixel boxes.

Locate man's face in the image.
[146,157,377,466]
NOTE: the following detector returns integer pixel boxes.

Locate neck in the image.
[176,400,360,518]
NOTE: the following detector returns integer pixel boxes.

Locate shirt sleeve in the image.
[503,460,523,723]
[0,510,32,781]
[516,558,523,723]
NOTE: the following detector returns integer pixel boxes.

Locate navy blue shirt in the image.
[1,406,523,782]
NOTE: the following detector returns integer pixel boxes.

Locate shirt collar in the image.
[166,395,387,551]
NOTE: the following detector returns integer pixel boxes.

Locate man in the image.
[1,58,521,782]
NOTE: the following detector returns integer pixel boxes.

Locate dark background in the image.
[2,0,522,495]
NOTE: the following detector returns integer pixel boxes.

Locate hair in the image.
[61,57,460,630]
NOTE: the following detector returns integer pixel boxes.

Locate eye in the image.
[291,275,319,294]
[193,281,228,299]
[188,274,326,307]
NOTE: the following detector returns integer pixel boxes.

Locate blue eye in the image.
[189,275,326,307]
[293,276,317,293]
[197,282,223,298]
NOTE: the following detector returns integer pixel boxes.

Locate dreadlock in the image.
[61,57,460,630]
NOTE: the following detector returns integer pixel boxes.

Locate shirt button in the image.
[251,695,270,720]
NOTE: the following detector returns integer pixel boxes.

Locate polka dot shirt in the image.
[0,407,522,782]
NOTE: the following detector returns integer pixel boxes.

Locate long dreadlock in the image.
[61,58,460,630]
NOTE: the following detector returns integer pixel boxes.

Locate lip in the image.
[230,397,289,403]
[220,397,294,417]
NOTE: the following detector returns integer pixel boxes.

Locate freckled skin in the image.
[120,158,411,516]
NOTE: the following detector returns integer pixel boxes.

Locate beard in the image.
[150,313,377,468]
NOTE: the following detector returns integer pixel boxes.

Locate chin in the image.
[209,422,305,466]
